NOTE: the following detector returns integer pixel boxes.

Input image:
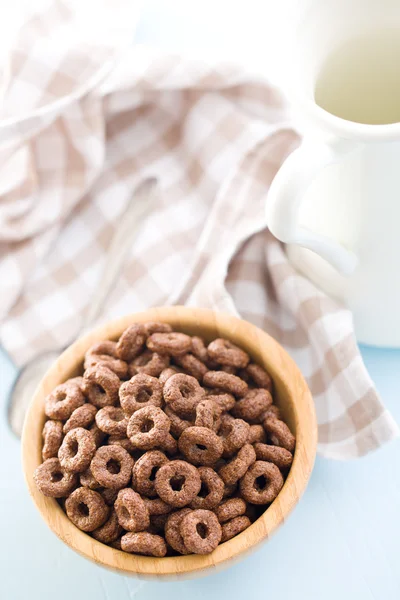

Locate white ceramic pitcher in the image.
[266,0,400,347]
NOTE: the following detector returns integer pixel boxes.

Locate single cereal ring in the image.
[221,516,251,542]
[58,428,96,473]
[132,450,169,497]
[180,509,222,555]
[92,509,122,543]
[164,405,195,437]
[161,433,178,456]
[195,399,222,432]
[143,497,172,516]
[174,354,208,381]
[240,460,284,504]
[145,321,172,334]
[190,467,224,510]
[42,420,63,460]
[84,341,128,379]
[101,488,119,506]
[44,382,85,420]
[63,404,97,434]
[207,338,249,369]
[165,508,192,554]
[91,445,133,490]
[119,373,163,416]
[253,443,293,468]
[214,498,246,523]
[127,406,170,450]
[244,363,273,392]
[263,405,281,420]
[219,444,256,486]
[159,367,180,384]
[206,392,236,413]
[263,417,295,452]
[248,424,267,444]
[191,336,208,362]
[178,426,223,466]
[129,350,170,378]
[117,323,147,361]
[163,373,205,417]
[203,371,248,398]
[121,532,167,557]
[95,406,128,436]
[82,365,120,408]
[147,332,192,356]
[155,460,201,508]
[115,488,150,532]
[66,487,109,532]
[107,435,136,453]
[219,414,250,457]
[150,513,169,533]
[80,467,101,489]
[89,423,107,447]
[232,388,273,422]
[34,458,78,497]
[223,482,238,498]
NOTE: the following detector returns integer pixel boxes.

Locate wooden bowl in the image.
[22,306,317,580]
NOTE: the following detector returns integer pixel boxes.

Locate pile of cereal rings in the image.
[34,322,295,557]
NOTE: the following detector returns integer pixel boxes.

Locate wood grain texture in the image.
[21,306,317,580]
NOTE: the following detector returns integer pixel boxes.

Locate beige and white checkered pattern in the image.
[0,2,398,458]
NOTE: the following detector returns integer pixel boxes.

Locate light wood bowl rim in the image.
[22,306,317,579]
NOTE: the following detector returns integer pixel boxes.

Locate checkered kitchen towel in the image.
[0,1,398,458]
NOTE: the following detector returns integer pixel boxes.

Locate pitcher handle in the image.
[266,139,359,275]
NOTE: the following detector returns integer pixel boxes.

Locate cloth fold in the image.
[0,1,398,458]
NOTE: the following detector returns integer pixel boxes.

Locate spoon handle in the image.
[82,177,157,331]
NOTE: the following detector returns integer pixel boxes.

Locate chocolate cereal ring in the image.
[129,350,169,378]
[150,513,169,533]
[240,460,284,504]
[232,389,272,422]
[207,338,249,369]
[190,467,224,510]
[44,382,85,420]
[195,399,222,432]
[203,371,248,398]
[147,332,192,356]
[127,406,170,450]
[89,423,107,447]
[58,428,96,473]
[164,405,195,437]
[34,458,78,497]
[119,373,163,416]
[263,405,281,420]
[161,433,178,456]
[63,404,97,434]
[263,417,295,452]
[101,488,118,506]
[248,424,267,444]
[207,392,236,413]
[95,406,128,436]
[80,467,101,490]
[191,336,208,362]
[145,321,173,335]
[121,532,167,557]
[244,363,273,391]
[165,508,192,554]
[253,443,293,468]
[91,445,133,490]
[66,487,109,532]
[117,324,147,361]
[115,488,150,532]
[180,509,222,554]
[159,367,180,384]
[163,373,205,417]
[221,516,251,542]
[82,365,120,408]
[107,435,136,453]
[84,341,128,379]
[219,414,250,457]
[174,353,208,381]
[214,498,246,523]
[143,497,172,516]
[223,482,238,498]
[219,444,256,486]
[92,509,122,543]
[132,450,169,497]
[42,420,63,460]
[178,426,223,466]
[155,460,201,508]
[220,366,236,375]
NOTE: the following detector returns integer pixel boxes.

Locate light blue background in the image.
[1,345,400,600]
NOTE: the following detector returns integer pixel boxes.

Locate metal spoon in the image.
[8,177,157,437]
